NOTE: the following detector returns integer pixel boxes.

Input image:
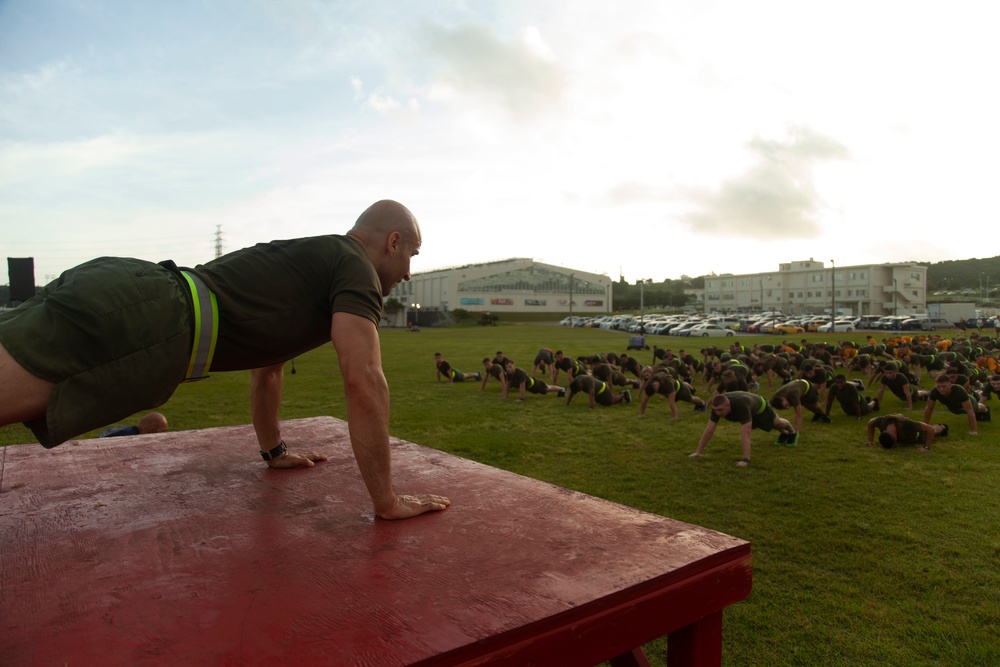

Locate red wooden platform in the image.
[0,417,751,667]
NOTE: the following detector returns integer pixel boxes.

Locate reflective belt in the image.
[756,397,768,414]
[527,377,535,389]
[596,381,607,395]
[180,271,219,382]
[802,380,811,394]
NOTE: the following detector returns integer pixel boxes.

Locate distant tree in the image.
[382,297,405,327]
[450,308,473,324]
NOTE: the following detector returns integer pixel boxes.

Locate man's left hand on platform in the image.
[266,450,329,468]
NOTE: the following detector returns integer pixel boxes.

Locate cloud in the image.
[679,125,850,238]
[416,22,567,117]
[604,180,671,206]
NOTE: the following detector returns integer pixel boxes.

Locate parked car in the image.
[670,321,702,336]
[646,321,674,335]
[920,318,952,331]
[773,321,806,334]
[706,316,743,330]
[817,320,856,333]
[688,323,736,337]
[803,318,828,332]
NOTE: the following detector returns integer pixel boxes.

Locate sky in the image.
[3,1,999,287]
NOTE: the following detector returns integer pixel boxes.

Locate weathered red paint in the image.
[0,417,751,666]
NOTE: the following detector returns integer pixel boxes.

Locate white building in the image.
[687,259,928,317]
[388,258,613,326]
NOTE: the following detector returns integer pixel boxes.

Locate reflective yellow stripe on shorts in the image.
[180,271,219,382]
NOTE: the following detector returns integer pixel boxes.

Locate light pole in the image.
[410,302,420,327]
[639,279,651,333]
[892,279,897,317]
[568,273,575,318]
[830,259,836,330]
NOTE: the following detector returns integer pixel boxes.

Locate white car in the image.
[669,321,702,336]
[817,319,856,333]
[688,323,736,337]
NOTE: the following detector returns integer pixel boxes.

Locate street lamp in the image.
[410,302,420,327]
[568,273,575,317]
[830,259,836,330]
[892,279,897,317]
[639,279,651,333]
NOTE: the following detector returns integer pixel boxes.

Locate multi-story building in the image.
[688,259,927,317]
[387,258,613,326]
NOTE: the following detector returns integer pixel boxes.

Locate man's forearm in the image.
[740,424,752,460]
[967,405,978,434]
[343,374,397,514]
[250,363,285,450]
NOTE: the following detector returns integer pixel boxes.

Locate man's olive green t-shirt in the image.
[191,234,383,371]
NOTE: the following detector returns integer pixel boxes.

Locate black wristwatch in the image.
[260,440,287,461]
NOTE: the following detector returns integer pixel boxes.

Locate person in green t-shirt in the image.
[0,199,450,521]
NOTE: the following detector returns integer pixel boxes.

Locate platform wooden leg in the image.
[609,646,652,667]
[667,610,723,667]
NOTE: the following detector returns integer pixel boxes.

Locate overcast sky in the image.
[3,1,998,287]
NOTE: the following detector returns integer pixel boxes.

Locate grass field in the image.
[2,324,998,666]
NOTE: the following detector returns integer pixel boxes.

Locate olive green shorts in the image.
[0,257,192,447]
[750,404,778,432]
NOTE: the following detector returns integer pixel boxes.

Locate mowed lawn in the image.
[2,323,998,666]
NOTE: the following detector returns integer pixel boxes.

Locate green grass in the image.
[3,324,998,666]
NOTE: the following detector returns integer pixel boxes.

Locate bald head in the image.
[138,412,168,434]
[348,200,421,247]
[348,200,422,297]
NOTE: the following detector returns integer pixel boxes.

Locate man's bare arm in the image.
[922,398,935,424]
[962,399,978,435]
[331,312,450,520]
[250,362,327,468]
[690,420,717,457]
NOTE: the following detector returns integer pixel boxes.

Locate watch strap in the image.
[260,440,287,461]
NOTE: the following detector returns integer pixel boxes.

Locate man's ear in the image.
[387,231,401,254]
